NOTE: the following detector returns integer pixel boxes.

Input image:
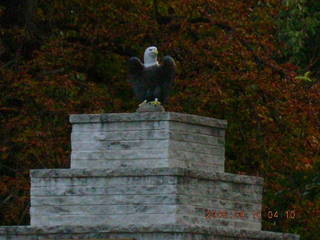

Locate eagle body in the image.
[127,46,176,104]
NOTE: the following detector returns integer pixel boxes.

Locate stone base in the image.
[0,224,299,240]
[30,168,263,230]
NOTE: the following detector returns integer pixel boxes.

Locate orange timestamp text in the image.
[204,209,298,220]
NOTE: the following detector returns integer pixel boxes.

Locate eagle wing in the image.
[127,57,146,101]
[158,56,176,103]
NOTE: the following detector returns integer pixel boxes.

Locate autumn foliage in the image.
[0,0,319,239]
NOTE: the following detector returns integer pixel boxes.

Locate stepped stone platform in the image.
[0,112,300,239]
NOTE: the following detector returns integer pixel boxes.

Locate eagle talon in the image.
[150,98,161,106]
[139,100,147,107]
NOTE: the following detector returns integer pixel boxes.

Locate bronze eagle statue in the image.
[127,46,176,106]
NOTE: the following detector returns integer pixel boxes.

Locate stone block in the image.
[30,167,263,230]
[70,112,227,172]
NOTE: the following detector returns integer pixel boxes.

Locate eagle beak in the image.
[155,49,158,55]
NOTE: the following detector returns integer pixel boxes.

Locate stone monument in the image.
[0,111,299,239]
[0,47,299,239]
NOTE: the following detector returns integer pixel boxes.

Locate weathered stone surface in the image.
[71,139,169,151]
[72,130,171,141]
[31,194,178,206]
[71,159,171,169]
[0,224,300,240]
[71,120,169,132]
[30,168,264,185]
[31,184,177,196]
[71,149,169,160]
[31,214,177,227]
[70,112,226,171]
[30,167,263,230]
[69,112,227,128]
[31,175,178,187]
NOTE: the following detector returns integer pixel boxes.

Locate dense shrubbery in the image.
[0,0,318,239]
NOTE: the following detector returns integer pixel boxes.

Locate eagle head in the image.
[144,46,159,67]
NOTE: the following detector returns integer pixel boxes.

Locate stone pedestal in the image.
[70,112,226,172]
[0,112,300,240]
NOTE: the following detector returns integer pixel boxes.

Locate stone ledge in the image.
[0,224,299,239]
[30,167,263,185]
[69,112,227,129]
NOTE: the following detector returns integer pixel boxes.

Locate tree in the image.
[277,0,320,77]
[0,0,318,238]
